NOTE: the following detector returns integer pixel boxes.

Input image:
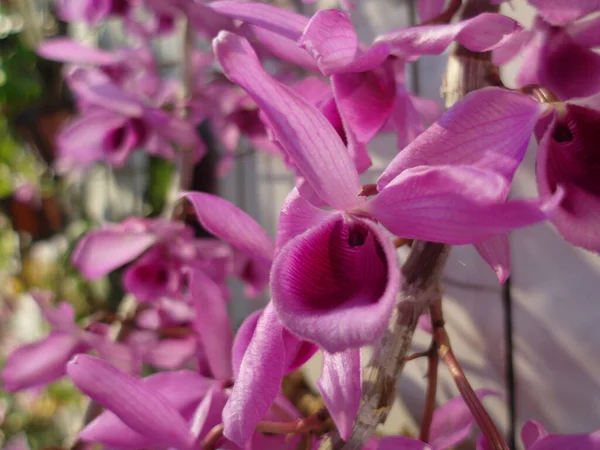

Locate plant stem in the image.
[430,300,509,450]
[418,339,439,443]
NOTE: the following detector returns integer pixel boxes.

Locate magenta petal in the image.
[271,213,400,353]
[276,188,334,253]
[521,420,549,448]
[567,15,600,49]
[67,68,143,117]
[146,337,197,370]
[180,192,274,263]
[377,13,521,58]
[80,370,214,449]
[209,1,308,40]
[332,64,396,145]
[30,289,75,332]
[299,10,359,75]
[37,38,116,65]
[232,309,263,377]
[527,0,600,26]
[474,234,510,283]
[492,29,534,66]
[72,226,156,279]
[67,355,194,450]
[190,386,229,441]
[538,29,600,101]
[530,432,600,450]
[535,106,600,252]
[222,304,286,447]
[190,269,234,381]
[429,389,499,449]
[248,25,320,72]
[378,87,542,190]
[79,413,154,449]
[317,349,361,441]
[213,31,363,211]
[369,165,561,245]
[1,333,84,392]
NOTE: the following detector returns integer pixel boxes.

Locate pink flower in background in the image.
[1,291,135,391]
[493,13,600,100]
[478,419,600,449]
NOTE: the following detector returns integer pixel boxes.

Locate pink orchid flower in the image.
[379,86,600,254]
[214,29,560,352]
[1,290,135,391]
[493,14,600,100]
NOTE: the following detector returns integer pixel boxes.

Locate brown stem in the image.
[430,300,508,450]
[418,339,439,443]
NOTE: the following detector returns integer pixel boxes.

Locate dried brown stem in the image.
[430,300,508,450]
[418,339,439,443]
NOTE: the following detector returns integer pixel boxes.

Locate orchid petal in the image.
[377,13,522,58]
[317,349,361,441]
[535,106,600,252]
[272,214,400,353]
[418,0,445,23]
[1,333,84,392]
[80,370,214,448]
[209,1,308,40]
[474,234,510,283]
[299,10,357,75]
[213,31,362,211]
[378,88,541,190]
[492,30,534,66]
[37,38,117,65]
[232,309,263,377]
[527,0,600,26]
[67,68,143,117]
[522,420,549,448]
[248,25,320,72]
[566,15,600,49]
[180,192,274,264]
[530,432,600,450]
[30,289,75,332]
[67,355,194,450]
[190,386,229,441]
[332,64,396,146]
[429,389,499,449]
[538,29,600,101]
[369,165,562,245]
[146,337,197,370]
[223,304,286,447]
[190,269,234,381]
[71,226,156,279]
[299,10,390,75]
[276,188,334,253]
